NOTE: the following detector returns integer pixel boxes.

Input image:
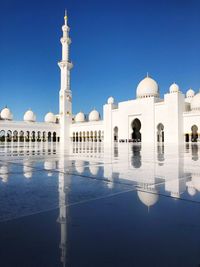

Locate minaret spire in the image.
[64,9,67,26]
[58,11,73,145]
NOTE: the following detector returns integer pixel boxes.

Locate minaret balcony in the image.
[58,61,73,69]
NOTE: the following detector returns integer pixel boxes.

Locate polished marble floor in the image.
[0,142,200,266]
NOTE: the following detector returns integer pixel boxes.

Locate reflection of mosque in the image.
[1,143,200,265]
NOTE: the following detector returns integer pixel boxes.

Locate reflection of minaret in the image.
[58,150,70,267]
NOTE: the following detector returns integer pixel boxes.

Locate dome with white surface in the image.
[24,110,36,122]
[44,112,56,123]
[191,93,200,110]
[137,190,159,207]
[1,107,13,120]
[169,83,179,93]
[75,112,85,123]
[89,109,100,121]
[136,76,159,98]
[107,96,114,104]
[186,88,195,98]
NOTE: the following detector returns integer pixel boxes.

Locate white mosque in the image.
[1,12,200,145]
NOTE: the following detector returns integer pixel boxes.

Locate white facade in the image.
[1,13,200,145]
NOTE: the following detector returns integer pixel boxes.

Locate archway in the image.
[157,123,164,142]
[53,132,57,142]
[131,119,141,142]
[114,127,118,142]
[185,134,189,143]
[19,131,24,142]
[7,130,12,142]
[0,130,6,142]
[191,125,198,142]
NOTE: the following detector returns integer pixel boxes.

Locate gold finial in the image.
[64,9,68,21]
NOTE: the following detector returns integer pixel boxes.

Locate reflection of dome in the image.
[75,160,85,174]
[192,174,200,191]
[23,165,33,179]
[75,112,85,123]
[170,192,180,198]
[137,190,159,207]
[44,161,56,171]
[24,110,36,122]
[136,76,159,98]
[89,110,100,121]
[191,93,200,110]
[169,83,179,93]
[107,96,114,104]
[44,112,56,123]
[1,107,13,120]
[89,165,99,176]
[187,186,196,196]
[186,88,195,98]
[0,174,8,182]
[0,165,8,174]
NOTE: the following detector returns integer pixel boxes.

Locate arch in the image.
[53,132,57,142]
[90,131,93,142]
[7,130,12,142]
[131,119,141,142]
[76,132,78,142]
[98,130,101,142]
[43,131,46,142]
[73,132,75,142]
[191,125,198,142]
[113,127,118,142]
[32,131,36,142]
[48,132,52,142]
[0,130,6,142]
[13,130,18,142]
[185,134,189,143]
[83,131,86,142]
[26,131,30,142]
[38,131,41,142]
[19,131,24,142]
[79,132,82,142]
[94,131,97,142]
[87,131,89,141]
[157,123,164,142]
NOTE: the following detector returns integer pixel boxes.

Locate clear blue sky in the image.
[1,0,200,121]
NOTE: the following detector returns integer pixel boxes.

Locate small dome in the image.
[169,83,179,93]
[186,88,195,98]
[24,110,36,122]
[44,112,56,123]
[136,76,159,98]
[191,93,200,110]
[89,109,100,121]
[137,190,159,207]
[75,112,85,123]
[107,96,114,104]
[1,107,13,120]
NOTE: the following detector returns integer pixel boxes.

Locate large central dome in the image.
[136,76,159,98]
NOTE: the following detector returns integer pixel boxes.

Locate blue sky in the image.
[1,0,200,121]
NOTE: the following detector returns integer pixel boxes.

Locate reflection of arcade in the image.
[157,145,164,165]
[131,144,141,168]
[191,144,198,161]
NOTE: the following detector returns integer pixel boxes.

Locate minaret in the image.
[58,10,73,145]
